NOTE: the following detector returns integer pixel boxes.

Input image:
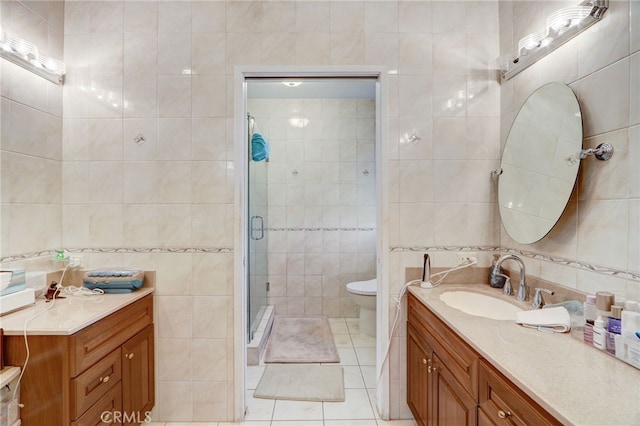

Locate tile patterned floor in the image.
[148,318,416,426]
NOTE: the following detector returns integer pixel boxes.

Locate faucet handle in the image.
[532,288,554,309]
[497,274,511,296]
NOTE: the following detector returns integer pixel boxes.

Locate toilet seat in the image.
[346,279,377,296]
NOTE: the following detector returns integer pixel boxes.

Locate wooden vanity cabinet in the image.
[407,293,478,426]
[3,294,155,426]
[407,292,559,426]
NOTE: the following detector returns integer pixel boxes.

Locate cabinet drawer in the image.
[72,384,122,426]
[71,295,153,376]
[478,360,561,426]
[71,348,122,420]
[408,293,479,398]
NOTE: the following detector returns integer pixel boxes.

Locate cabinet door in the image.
[121,324,155,426]
[478,360,560,426]
[407,323,433,426]
[432,354,477,426]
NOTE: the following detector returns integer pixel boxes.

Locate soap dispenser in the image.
[489,254,507,288]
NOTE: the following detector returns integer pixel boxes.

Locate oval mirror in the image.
[498,82,582,244]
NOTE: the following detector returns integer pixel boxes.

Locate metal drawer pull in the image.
[126,353,134,360]
[498,410,511,419]
[99,375,110,383]
[422,359,427,364]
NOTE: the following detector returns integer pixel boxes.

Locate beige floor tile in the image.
[345,318,360,333]
[272,400,324,421]
[270,422,323,426]
[361,365,377,389]
[325,421,378,426]
[343,365,366,388]
[323,388,376,420]
[246,365,265,389]
[244,396,275,421]
[350,332,376,348]
[336,347,359,365]
[355,347,376,365]
[328,318,350,334]
[333,332,354,348]
[377,420,418,425]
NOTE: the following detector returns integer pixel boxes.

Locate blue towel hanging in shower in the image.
[251,132,270,162]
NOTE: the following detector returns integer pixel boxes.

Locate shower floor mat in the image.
[263,315,340,363]
[254,364,345,402]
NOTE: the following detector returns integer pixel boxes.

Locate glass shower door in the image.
[247,140,269,343]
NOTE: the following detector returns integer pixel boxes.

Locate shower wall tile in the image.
[158,1,191,34]
[251,98,377,319]
[331,1,364,33]
[124,1,158,34]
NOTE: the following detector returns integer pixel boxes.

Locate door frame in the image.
[233,65,390,420]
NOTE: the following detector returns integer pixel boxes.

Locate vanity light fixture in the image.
[282,81,302,88]
[502,0,608,80]
[0,26,65,85]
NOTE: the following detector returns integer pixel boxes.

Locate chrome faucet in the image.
[492,254,528,301]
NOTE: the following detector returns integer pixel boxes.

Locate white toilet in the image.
[346,278,377,337]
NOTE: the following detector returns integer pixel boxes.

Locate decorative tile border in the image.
[390,245,640,282]
[0,247,234,263]
[5,244,638,283]
[268,227,376,232]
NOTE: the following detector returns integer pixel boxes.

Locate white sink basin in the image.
[439,290,522,321]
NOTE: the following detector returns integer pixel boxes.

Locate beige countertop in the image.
[408,283,640,426]
[0,287,154,336]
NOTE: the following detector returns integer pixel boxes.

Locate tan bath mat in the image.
[253,364,345,402]
[263,315,340,363]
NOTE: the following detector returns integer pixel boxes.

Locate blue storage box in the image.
[83,268,144,293]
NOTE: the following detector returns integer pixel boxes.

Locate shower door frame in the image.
[233,65,391,421]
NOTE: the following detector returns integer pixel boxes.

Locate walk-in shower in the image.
[245,77,378,349]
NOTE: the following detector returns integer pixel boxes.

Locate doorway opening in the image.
[234,68,389,421]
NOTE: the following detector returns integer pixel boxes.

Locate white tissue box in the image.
[615,334,640,370]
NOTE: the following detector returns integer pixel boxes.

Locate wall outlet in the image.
[69,256,83,268]
[457,252,477,264]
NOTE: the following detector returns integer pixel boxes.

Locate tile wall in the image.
[0,0,502,422]
[248,97,377,318]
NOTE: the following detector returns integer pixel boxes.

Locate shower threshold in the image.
[247,305,274,365]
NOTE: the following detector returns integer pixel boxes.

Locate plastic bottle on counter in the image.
[608,305,623,334]
[584,294,597,324]
[593,316,607,350]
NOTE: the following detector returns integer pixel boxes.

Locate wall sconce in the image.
[501,0,608,80]
[0,26,66,85]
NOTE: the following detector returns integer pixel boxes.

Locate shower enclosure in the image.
[247,114,269,343]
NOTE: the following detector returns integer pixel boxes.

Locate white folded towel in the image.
[516,306,571,333]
